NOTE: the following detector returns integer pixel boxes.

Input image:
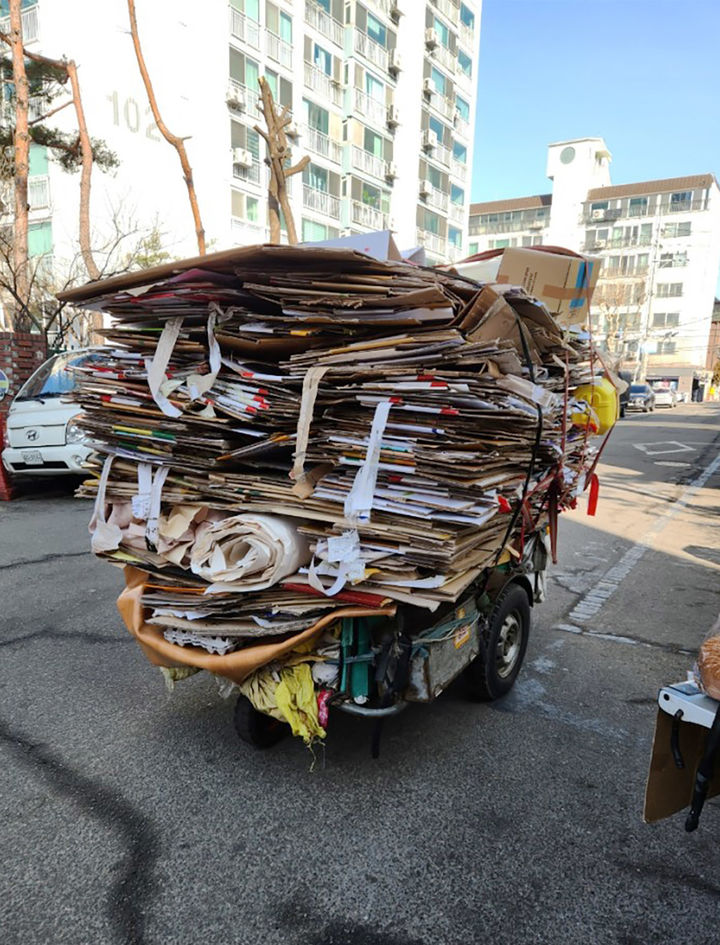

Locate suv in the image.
[628,383,656,413]
[2,349,98,476]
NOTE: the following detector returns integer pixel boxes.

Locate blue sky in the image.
[471,0,720,203]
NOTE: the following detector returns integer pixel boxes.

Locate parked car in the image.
[652,387,677,408]
[618,370,633,418]
[1,349,99,476]
[628,383,656,413]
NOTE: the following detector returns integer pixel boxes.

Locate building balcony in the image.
[584,237,652,251]
[28,175,50,211]
[456,67,473,89]
[432,43,457,74]
[366,0,397,17]
[303,126,343,163]
[266,31,292,69]
[665,199,706,214]
[305,0,344,46]
[303,185,341,220]
[428,91,456,122]
[233,160,262,187]
[459,22,474,49]
[227,78,261,116]
[427,142,451,168]
[229,7,260,49]
[0,3,39,42]
[473,220,549,235]
[431,0,460,24]
[351,145,386,180]
[449,158,467,181]
[354,31,389,72]
[417,229,448,257]
[449,202,465,225]
[354,88,388,128]
[352,200,388,230]
[600,267,649,279]
[304,62,342,106]
[424,188,449,213]
[454,113,470,139]
[231,218,266,245]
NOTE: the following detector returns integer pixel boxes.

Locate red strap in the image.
[587,473,600,516]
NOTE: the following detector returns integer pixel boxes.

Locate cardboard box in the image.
[496,248,601,325]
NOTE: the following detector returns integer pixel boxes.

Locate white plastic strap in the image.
[145,464,170,549]
[344,399,393,524]
[132,463,153,520]
[291,365,330,483]
[145,316,184,418]
[89,455,123,553]
[186,307,222,401]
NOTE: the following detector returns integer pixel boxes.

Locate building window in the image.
[451,184,464,205]
[662,221,692,238]
[304,98,329,134]
[429,115,446,145]
[247,196,259,222]
[303,162,328,191]
[456,95,470,121]
[315,0,330,11]
[449,226,462,248]
[628,197,648,217]
[367,12,386,47]
[366,72,384,102]
[313,43,332,75]
[363,127,384,157]
[657,341,677,355]
[430,66,446,96]
[302,218,329,241]
[460,4,475,29]
[590,200,609,211]
[656,283,683,298]
[433,17,449,47]
[361,181,382,208]
[652,312,680,328]
[490,238,510,249]
[469,241,478,254]
[458,50,472,77]
[28,221,52,256]
[452,141,467,164]
[659,252,688,268]
[670,191,693,212]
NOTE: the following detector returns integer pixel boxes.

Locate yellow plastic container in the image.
[572,378,618,434]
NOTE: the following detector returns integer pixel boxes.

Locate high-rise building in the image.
[468,138,720,399]
[1,0,481,293]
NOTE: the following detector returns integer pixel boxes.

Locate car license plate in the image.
[21,450,43,465]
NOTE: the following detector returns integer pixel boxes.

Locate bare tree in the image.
[127,0,206,255]
[255,76,308,244]
[593,280,646,356]
[7,0,30,328]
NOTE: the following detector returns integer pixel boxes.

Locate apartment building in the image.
[1,0,481,290]
[468,138,720,397]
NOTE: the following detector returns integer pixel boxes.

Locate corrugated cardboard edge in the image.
[116,565,395,685]
[643,708,720,823]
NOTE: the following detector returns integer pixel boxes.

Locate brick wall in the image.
[0,331,48,417]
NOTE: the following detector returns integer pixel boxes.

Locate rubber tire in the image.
[234,695,289,749]
[465,583,531,701]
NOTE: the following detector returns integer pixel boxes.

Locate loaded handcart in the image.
[58,243,618,757]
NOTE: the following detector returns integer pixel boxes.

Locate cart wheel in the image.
[233,695,289,749]
[465,583,530,701]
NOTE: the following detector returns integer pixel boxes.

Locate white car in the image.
[1,350,97,476]
[653,387,677,408]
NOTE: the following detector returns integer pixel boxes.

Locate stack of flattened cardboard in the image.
[60,245,600,655]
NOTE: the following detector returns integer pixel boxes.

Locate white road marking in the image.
[568,450,720,624]
[634,441,696,456]
[654,461,692,468]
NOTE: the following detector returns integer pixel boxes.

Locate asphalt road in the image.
[1,403,720,945]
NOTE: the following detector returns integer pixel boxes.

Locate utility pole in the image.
[255,76,308,245]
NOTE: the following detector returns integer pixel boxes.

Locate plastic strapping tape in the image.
[186,307,222,401]
[145,316,184,418]
[132,462,153,520]
[344,399,393,524]
[89,455,123,553]
[145,464,170,550]
[290,365,330,491]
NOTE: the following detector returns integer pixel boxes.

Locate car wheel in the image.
[465,583,531,701]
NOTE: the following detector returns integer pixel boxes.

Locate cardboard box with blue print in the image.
[496,248,602,326]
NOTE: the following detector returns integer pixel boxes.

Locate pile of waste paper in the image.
[61,244,609,738]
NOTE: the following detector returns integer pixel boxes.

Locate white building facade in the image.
[2,0,481,284]
[468,138,720,398]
